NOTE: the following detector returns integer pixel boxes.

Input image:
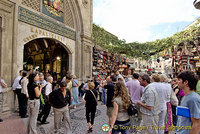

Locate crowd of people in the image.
[0,69,200,134]
[79,70,200,134]
[11,70,79,134]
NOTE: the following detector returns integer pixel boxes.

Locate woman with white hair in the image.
[151,74,171,134]
[160,74,176,133]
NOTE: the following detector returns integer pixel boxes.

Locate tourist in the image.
[103,75,117,126]
[176,71,200,134]
[62,74,73,101]
[108,81,131,134]
[78,81,85,97]
[37,73,47,86]
[84,81,98,133]
[171,78,180,126]
[115,70,123,81]
[12,70,23,115]
[27,72,43,134]
[0,77,7,122]
[49,81,72,134]
[71,75,79,109]
[37,76,53,124]
[98,77,105,101]
[137,74,160,134]
[20,71,29,118]
[152,74,171,134]
[37,73,47,112]
[125,73,143,132]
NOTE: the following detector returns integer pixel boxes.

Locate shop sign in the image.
[18,6,76,40]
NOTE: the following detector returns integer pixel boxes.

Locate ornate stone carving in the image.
[82,0,89,8]
[22,0,40,12]
[64,0,74,28]
[84,45,91,53]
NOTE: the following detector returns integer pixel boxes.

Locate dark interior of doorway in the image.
[23,38,69,81]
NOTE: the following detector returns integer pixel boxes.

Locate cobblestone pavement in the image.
[0,99,109,134]
[38,101,109,134]
[70,102,108,134]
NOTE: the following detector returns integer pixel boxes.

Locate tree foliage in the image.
[92,19,200,60]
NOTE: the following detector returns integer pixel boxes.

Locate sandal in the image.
[87,127,93,133]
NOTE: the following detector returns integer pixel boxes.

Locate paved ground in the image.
[0,99,109,134]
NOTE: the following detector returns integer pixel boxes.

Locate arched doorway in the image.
[23,38,69,81]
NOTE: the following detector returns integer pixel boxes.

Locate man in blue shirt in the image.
[176,71,200,134]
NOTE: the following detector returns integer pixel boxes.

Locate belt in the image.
[29,98,39,100]
[115,119,130,124]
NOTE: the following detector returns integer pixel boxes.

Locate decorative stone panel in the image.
[64,1,74,28]
[22,0,40,12]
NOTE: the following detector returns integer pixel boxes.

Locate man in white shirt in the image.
[151,74,171,134]
[12,70,23,114]
[0,77,7,122]
[37,76,53,124]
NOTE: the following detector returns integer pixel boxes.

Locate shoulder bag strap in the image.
[89,90,98,103]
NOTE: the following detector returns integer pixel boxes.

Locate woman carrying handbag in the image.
[84,81,98,133]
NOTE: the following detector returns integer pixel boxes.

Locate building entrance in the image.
[23,38,69,81]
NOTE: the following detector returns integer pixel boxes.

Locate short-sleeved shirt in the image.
[67,81,72,90]
[140,84,160,116]
[125,79,143,104]
[0,79,7,93]
[114,97,129,121]
[151,82,171,111]
[28,82,39,100]
[45,82,52,96]
[176,92,200,134]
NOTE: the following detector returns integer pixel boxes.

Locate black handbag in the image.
[127,101,138,116]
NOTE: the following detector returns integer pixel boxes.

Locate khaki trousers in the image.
[27,99,40,134]
[54,105,72,134]
[137,114,159,134]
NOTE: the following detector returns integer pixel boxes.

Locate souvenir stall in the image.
[172,41,200,76]
[92,48,119,77]
[92,47,128,77]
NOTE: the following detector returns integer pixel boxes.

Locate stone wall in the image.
[0,0,93,117]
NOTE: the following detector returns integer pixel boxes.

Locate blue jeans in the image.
[102,89,107,104]
[112,121,131,134]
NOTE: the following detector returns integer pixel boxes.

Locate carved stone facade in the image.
[0,0,93,117]
[22,0,41,12]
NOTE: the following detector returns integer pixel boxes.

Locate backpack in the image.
[40,84,48,104]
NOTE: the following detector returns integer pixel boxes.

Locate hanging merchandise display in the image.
[92,47,128,76]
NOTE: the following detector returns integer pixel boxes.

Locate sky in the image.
[93,0,200,43]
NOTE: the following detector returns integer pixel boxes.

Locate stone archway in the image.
[23,38,72,80]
